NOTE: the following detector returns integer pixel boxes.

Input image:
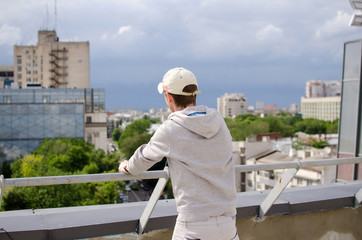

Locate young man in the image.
[119,67,239,240]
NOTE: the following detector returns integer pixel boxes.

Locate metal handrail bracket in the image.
[258,161,300,220]
[355,188,362,207]
[138,167,169,235]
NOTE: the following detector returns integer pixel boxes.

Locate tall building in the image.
[217,93,248,118]
[288,103,301,114]
[14,30,90,89]
[0,88,107,161]
[300,96,340,121]
[0,30,106,163]
[302,80,341,121]
[306,80,341,98]
[255,101,264,110]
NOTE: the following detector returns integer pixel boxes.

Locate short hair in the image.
[169,84,198,108]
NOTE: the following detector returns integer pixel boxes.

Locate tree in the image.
[112,128,121,142]
[327,119,339,134]
[226,114,337,141]
[3,138,126,211]
[1,160,12,178]
[118,119,153,159]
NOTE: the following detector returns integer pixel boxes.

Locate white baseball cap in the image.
[157,67,201,96]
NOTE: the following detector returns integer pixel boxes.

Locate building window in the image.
[17,59,22,64]
[247,179,253,188]
[86,116,92,123]
[42,96,50,103]
[26,78,31,82]
[26,70,31,75]
[87,133,92,143]
[3,96,11,103]
[17,74,22,80]
[33,70,38,75]
[17,66,22,71]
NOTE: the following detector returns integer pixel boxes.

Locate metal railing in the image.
[1,157,362,235]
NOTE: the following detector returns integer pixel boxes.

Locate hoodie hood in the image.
[168,105,222,139]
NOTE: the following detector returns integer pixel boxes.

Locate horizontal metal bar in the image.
[234,157,362,173]
[4,157,362,188]
[235,162,299,172]
[4,170,169,188]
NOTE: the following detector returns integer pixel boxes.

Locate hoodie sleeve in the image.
[127,124,171,175]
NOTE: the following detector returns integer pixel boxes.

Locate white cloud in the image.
[315,11,352,38]
[256,24,283,42]
[101,33,108,40]
[0,24,21,45]
[118,25,132,35]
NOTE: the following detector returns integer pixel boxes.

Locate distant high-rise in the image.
[14,30,90,89]
[302,80,341,121]
[306,80,341,98]
[256,101,264,110]
[217,93,248,118]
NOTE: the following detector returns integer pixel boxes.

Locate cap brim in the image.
[157,82,163,94]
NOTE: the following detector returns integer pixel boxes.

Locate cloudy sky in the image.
[0,0,361,110]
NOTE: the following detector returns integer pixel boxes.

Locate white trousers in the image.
[172,216,239,240]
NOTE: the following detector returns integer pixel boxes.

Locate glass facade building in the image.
[0,88,105,161]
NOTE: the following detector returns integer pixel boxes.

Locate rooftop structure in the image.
[338,38,362,181]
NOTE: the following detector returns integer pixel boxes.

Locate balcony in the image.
[0,157,361,240]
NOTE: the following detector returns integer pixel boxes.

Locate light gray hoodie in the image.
[127,105,237,222]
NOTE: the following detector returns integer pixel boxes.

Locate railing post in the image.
[137,167,169,235]
[0,175,4,209]
[258,161,300,220]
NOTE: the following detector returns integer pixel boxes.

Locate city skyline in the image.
[0,1,360,110]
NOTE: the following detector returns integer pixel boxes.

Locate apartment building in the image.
[301,96,340,121]
[14,30,90,89]
[245,150,336,192]
[217,93,248,118]
[306,80,341,98]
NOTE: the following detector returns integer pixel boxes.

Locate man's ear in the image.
[166,92,173,103]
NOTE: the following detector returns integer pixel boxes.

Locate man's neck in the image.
[173,103,195,112]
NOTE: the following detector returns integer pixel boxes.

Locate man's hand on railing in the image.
[118,160,130,175]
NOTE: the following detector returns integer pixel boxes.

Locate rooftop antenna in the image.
[45,0,49,30]
[54,0,57,32]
